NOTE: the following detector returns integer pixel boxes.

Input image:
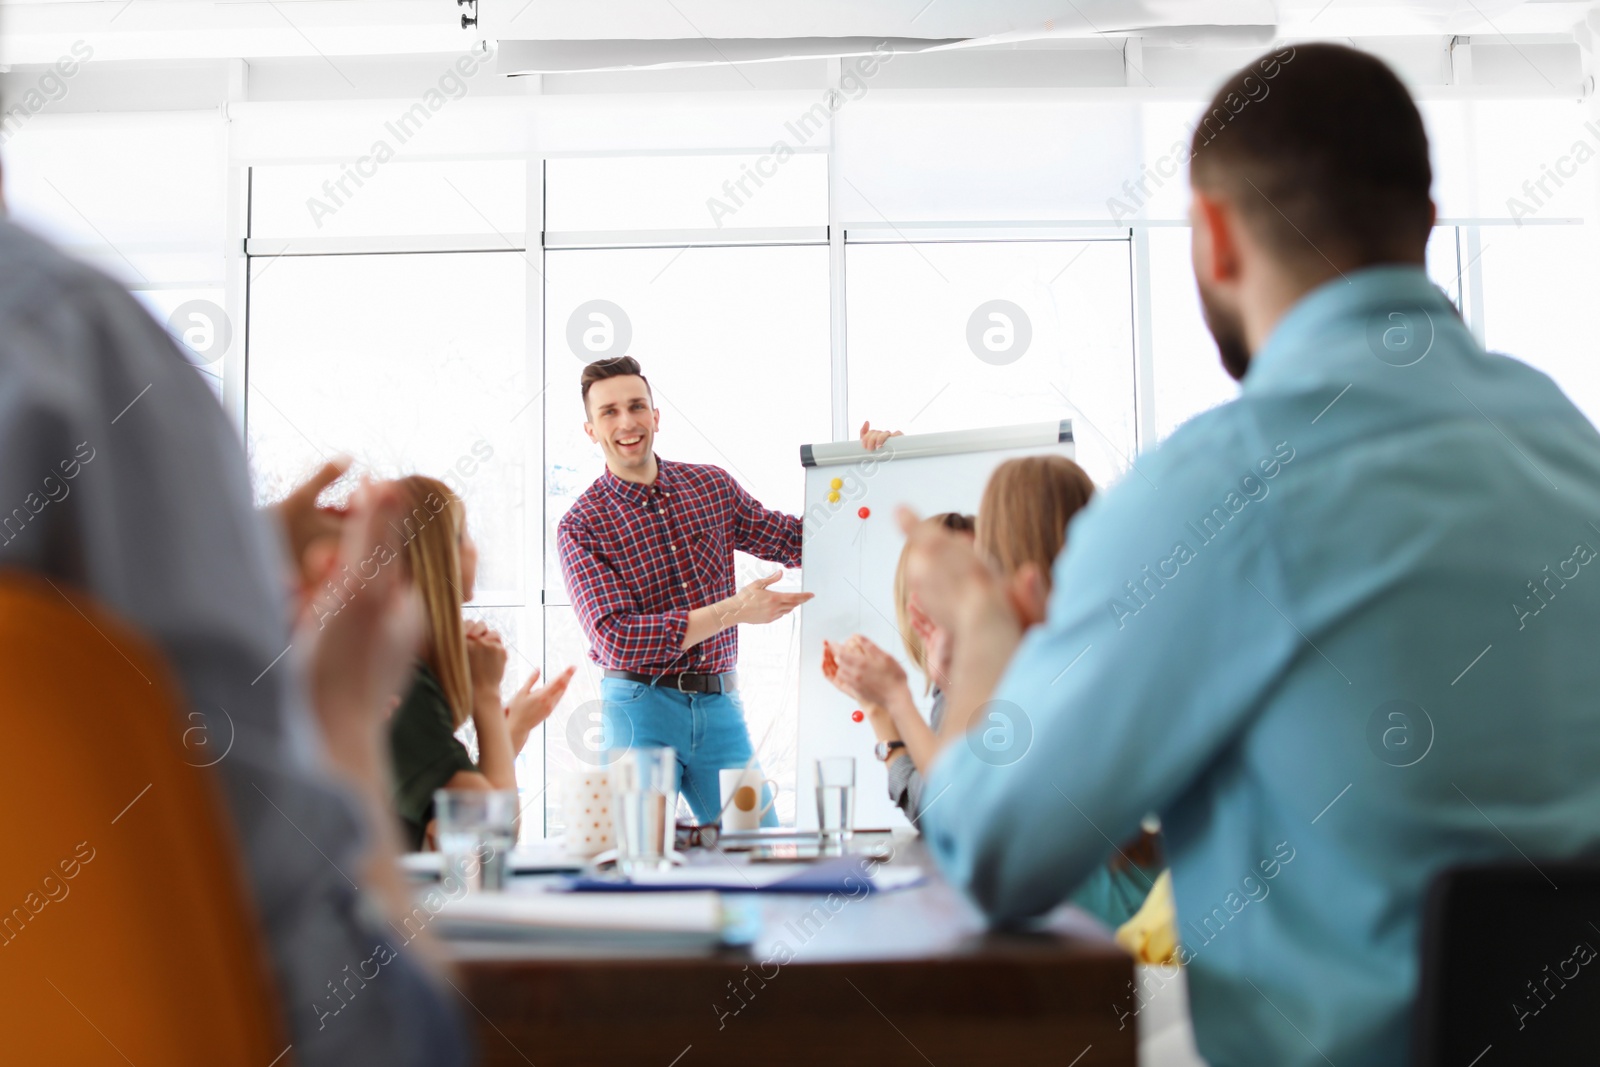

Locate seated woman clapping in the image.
[973,456,1161,926]
[825,456,1160,926]
[385,475,574,850]
[822,512,974,823]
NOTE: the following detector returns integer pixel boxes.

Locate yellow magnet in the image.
[829,477,843,490]
[827,490,841,503]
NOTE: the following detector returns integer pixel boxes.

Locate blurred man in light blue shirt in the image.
[903,43,1600,1067]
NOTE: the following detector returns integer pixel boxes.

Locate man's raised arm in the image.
[727,420,902,567]
[905,459,1293,924]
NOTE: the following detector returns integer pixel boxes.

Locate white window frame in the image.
[218,83,1587,833]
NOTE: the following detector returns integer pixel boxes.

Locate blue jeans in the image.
[600,678,778,827]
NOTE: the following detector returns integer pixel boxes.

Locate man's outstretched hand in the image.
[683,570,814,651]
[726,571,814,626]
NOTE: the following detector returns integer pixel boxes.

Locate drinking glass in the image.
[815,757,856,853]
[433,789,518,892]
[609,747,678,877]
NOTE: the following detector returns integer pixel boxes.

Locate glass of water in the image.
[815,757,856,853]
[609,747,678,877]
[433,789,518,892]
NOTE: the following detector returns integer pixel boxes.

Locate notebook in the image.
[565,855,924,894]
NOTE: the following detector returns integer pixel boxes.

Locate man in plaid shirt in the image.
[558,356,897,823]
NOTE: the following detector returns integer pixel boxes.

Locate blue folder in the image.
[565,854,883,894]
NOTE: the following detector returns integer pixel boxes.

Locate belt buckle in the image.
[676,672,693,694]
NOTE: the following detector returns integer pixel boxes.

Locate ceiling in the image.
[0,0,1593,69]
[482,0,1590,42]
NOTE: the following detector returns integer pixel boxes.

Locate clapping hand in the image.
[464,620,509,709]
[894,506,1001,632]
[506,665,577,754]
[821,635,907,710]
[907,598,954,687]
[273,457,353,598]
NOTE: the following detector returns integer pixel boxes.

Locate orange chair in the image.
[0,572,288,1065]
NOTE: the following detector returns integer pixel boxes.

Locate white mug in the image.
[718,767,778,831]
[559,768,616,857]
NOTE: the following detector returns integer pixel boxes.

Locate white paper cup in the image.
[559,768,615,857]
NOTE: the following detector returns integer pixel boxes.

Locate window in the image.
[1149,225,1470,440]
[131,288,229,399]
[5,112,230,395]
[1147,226,1235,443]
[3,112,225,286]
[246,251,529,510]
[845,238,1137,486]
[546,154,828,232]
[210,97,1596,840]
[542,242,832,827]
[244,246,543,796]
[1480,224,1600,424]
[250,160,525,241]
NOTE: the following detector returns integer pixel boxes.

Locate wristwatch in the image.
[873,740,906,762]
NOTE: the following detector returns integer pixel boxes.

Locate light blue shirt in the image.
[0,219,465,1066]
[923,266,1600,1067]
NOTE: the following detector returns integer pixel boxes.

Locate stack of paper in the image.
[434,889,734,946]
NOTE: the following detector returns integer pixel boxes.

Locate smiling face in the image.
[583,374,660,481]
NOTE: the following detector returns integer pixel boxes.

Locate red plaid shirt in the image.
[557,458,802,674]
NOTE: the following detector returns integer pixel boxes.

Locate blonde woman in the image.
[822,512,973,821]
[977,457,1160,924]
[825,457,1159,925]
[386,475,575,851]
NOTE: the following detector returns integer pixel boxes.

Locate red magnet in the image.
[851,709,865,723]
[857,506,871,519]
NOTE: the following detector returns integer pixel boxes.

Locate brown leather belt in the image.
[603,668,738,694]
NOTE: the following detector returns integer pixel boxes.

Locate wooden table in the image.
[449,833,1136,1066]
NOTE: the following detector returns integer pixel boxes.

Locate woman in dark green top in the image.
[386,475,575,850]
[391,660,479,850]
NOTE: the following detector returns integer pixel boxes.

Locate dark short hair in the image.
[1189,43,1433,267]
[580,357,652,413]
[937,512,977,535]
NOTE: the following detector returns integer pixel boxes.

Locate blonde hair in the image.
[976,455,1096,590]
[393,475,473,729]
[893,512,975,693]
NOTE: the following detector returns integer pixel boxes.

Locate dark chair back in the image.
[1414,861,1600,1066]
